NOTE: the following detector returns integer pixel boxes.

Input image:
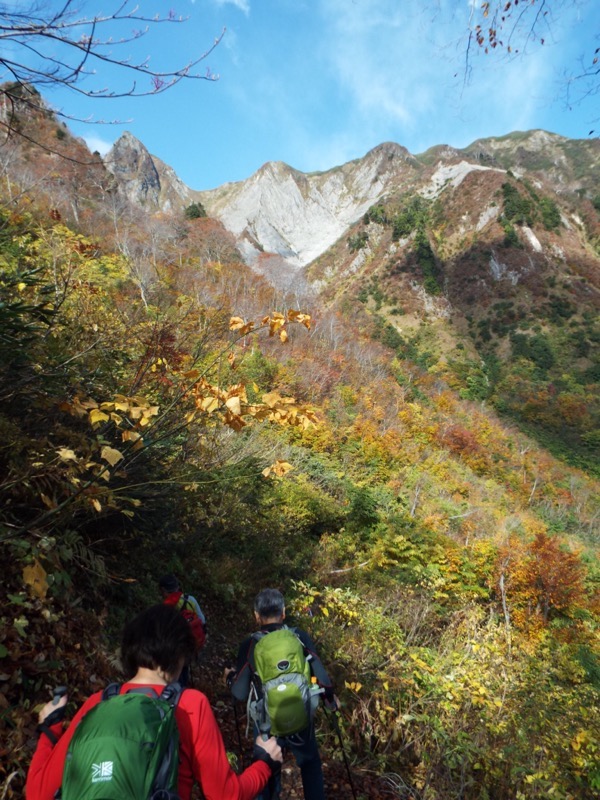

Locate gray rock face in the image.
[104,132,162,206]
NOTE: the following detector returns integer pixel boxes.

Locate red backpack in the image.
[176,594,206,650]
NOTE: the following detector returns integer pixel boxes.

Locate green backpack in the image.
[60,683,183,800]
[250,627,322,737]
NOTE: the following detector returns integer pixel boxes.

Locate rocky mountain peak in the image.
[365,141,415,163]
[105,132,161,206]
[198,145,422,269]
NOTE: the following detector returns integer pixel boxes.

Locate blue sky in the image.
[38,0,600,190]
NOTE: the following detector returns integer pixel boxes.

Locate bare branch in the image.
[0,0,224,141]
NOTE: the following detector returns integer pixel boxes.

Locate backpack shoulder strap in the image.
[284,626,309,653]
[159,681,185,709]
[101,682,121,701]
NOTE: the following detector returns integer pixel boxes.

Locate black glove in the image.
[42,704,67,726]
[252,743,282,776]
[37,686,68,744]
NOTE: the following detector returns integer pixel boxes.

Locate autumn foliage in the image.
[1,132,599,800]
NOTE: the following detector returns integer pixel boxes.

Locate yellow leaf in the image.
[40,493,55,509]
[122,430,142,443]
[383,681,389,691]
[321,606,329,617]
[89,409,110,426]
[228,352,236,368]
[198,396,220,413]
[229,316,246,330]
[287,310,311,329]
[56,447,78,462]
[279,328,288,343]
[241,322,255,335]
[225,396,242,416]
[272,460,294,477]
[23,559,48,600]
[17,282,27,291]
[100,446,124,466]
[91,498,102,512]
[262,391,283,408]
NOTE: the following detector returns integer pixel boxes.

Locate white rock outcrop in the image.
[200,143,417,268]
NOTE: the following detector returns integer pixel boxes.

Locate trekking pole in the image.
[52,686,68,705]
[324,705,358,800]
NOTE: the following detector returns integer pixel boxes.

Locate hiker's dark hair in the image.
[158,574,179,593]
[121,604,196,680]
[254,588,285,619]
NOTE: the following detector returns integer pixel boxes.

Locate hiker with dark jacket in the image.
[26,604,282,800]
[224,588,335,800]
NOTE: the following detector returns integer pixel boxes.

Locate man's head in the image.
[158,574,179,595]
[254,588,285,624]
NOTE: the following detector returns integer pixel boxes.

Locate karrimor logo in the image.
[91,762,113,784]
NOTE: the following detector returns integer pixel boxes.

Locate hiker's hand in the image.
[253,735,283,774]
[38,693,68,725]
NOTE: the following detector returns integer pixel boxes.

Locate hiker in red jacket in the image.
[26,604,282,800]
[160,574,207,685]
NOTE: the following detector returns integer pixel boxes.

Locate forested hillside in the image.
[1,91,599,800]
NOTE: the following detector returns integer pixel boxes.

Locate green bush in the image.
[539,196,561,231]
[502,182,534,226]
[414,228,442,294]
[184,202,207,219]
[348,231,369,252]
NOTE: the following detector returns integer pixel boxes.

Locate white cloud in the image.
[82,135,114,156]
[212,0,250,13]
[318,0,460,135]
